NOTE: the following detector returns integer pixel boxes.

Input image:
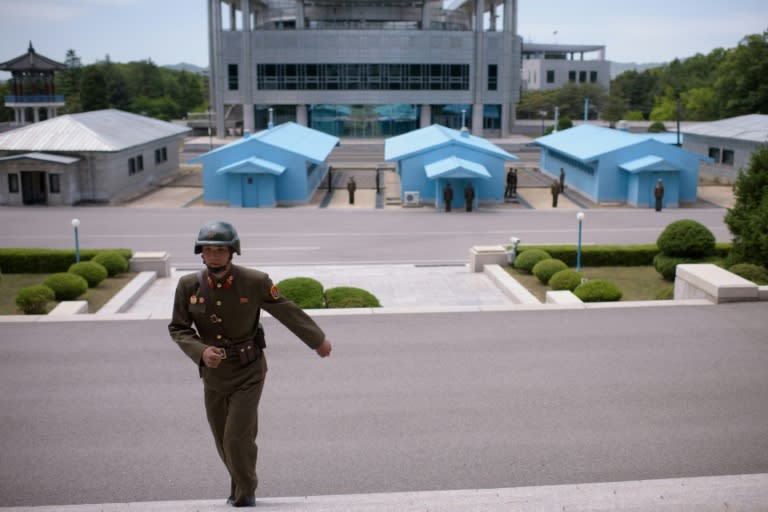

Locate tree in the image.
[56,49,83,113]
[79,65,109,111]
[0,82,13,122]
[713,31,768,117]
[724,145,768,267]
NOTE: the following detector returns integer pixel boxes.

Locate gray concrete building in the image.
[207,0,522,138]
[521,43,610,93]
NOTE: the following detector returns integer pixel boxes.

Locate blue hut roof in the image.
[424,156,492,179]
[216,156,286,176]
[191,122,339,164]
[619,155,683,174]
[384,124,517,162]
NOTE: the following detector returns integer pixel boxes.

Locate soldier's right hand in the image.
[202,346,225,368]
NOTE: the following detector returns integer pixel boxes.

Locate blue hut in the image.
[191,122,339,207]
[534,125,710,208]
[384,124,518,209]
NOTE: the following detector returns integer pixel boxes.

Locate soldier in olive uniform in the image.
[169,221,332,508]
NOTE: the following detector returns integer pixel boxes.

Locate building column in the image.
[472,0,485,135]
[33,108,40,123]
[500,0,516,136]
[296,104,308,126]
[420,104,431,128]
[241,0,254,133]
[209,0,226,137]
[296,0,305,29]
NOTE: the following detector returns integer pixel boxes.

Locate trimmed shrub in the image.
[325,287,381,308]
[532,258,568,285]
[655,285,675,300]
[573,279,623,302]
[43,272,88,301]
[647,120,667,133]
[549,269,583,291]
[653,253,723,281]
[92,251,129,277]
[68,261,108,287]
[276,277,325,309]
[0,248,132,273]
[728,263,768,285]
[514,248,551,273]
[656,220,716,258]
[15,285,55,314]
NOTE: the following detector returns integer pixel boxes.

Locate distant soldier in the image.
[510,169,518,196]
[346,177,357,205]
[464,182,475,212]
[654,178,665,211]
[559,168,566,193]
[443,182,454,212]
[550,180,560,208]
[504,169,515,198]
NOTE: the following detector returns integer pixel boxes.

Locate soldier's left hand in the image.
[315,339,332,358]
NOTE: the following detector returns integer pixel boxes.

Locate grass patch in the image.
[507,266,670,302]
[0,273,137,315]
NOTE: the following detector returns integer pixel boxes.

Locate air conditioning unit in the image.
[403,191,421,206]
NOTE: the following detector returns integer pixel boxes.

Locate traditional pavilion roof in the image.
[0,109,191,152]
[0,42,66,72]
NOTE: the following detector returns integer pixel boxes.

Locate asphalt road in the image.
[0,207,729,267]
[1,304,767,507]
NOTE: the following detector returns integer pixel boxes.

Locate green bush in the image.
[647,120,667,133]
[15,285,55,314]
[43,272,88,301]
[68,261,108,287]
[532,258,568,284]
[276,277,325,309]
[0,248,132,273]
[92,251,129,276]
[514,249,551,273]
[656,220,716,258]
[574,279,623,302]
[728,263,768,285]
[325,287,381,308]
[549,269,583,291]
[653,253,723,281]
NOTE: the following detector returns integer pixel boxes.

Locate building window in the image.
[722,149,735,165]
[708,147,721,162]
[590,71,598,82]
[579,71,587,83]
[129,158,136,175]
[8,173,19,193]
[228,64,239,90]
[546,70,555,83]
[487,65,497,91]
[155,147,168,164]
[49,174,60,194]
[137,155,144,172]
[568,71,576,82]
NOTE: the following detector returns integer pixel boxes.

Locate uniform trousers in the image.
[203,355,267,502]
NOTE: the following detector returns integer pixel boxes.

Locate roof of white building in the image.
[0,152,80,164]
[384,124,517,162]
[0,109,191,152]
[682,114,768,143]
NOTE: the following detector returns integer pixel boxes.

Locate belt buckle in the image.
[220,348,227,360]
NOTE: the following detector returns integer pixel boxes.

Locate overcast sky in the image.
[0,0,765,74]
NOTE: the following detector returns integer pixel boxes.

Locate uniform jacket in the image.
[169,264,325,387]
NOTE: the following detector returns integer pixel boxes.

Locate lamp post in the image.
[576,212,584,271]
[207,108,213,151]
[71,218,81,263]
[461,108,466,130]
[539,110,546,135]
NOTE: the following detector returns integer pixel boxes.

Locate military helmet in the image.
[194,220,241,255]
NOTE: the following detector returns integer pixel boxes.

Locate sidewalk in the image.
[2,473,766,511]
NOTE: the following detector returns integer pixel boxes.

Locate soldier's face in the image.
[202,246,231,267]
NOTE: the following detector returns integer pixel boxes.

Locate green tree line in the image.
[517,29,767,125]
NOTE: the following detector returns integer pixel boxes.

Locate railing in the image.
[4,95,65,103]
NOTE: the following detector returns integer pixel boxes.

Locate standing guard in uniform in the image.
[169,221,332,508]
[559,168,566,193]
[346,176,357,205]
[464,182,475,212]
[443,182,454,212]
[550,180,560,208]
[654,178,665,211]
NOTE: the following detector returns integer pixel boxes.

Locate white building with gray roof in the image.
[0,109,191,206]
[682,114,768,184]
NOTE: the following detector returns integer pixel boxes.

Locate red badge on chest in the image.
[270,285,280,299]
[240,297,249,304]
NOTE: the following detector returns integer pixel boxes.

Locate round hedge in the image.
[276,277,325,309]
[656,219,715,258]
[15,284,55,314]
[728,263,768,285]
[549,269,583,291]
[532,258,568,285]
[92,251,129,277]
[573,279,623,302]
[325,287,381,308]
[514,249,551,273]
[43,272,88,301]
[68,261,108,287]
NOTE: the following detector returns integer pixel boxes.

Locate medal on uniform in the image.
[270,285,280,299]
[199,297,205,304]
[190,296,197,304]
